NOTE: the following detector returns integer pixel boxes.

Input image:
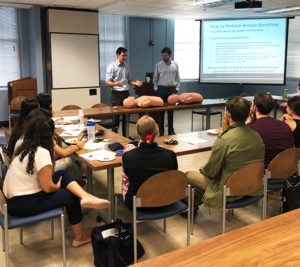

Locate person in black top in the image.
[122,115,178,209]
[280,95,300,148]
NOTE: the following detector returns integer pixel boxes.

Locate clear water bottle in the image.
[87,119,95,141]
[78,110,84,126]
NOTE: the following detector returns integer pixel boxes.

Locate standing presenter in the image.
[153,47,180,136]
[105,47,143,136]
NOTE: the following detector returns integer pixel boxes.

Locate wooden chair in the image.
[115,170,191,263]
[8,96,28,132]
[265,148,299,189]
[90,103,119,132]
[264,148,300,215]
[192,161,266,234]
[7,77,37,132]
[60,105,81,110]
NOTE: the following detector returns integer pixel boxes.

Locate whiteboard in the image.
[51,34,100,88]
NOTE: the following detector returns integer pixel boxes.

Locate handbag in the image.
[91,219,145,267]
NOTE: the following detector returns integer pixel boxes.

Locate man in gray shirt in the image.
[105,47,142,135]
[153,47,180,136]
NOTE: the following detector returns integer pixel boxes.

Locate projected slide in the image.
[200,18,288,84]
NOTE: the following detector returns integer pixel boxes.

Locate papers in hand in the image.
[80,149,116,161]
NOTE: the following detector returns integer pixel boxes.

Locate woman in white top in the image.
[3,109,110,247]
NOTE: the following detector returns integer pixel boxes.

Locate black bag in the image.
[108,142,124,151]
[91,219,145,267]
[281,175,300,213]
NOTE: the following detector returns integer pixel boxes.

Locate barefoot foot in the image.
[80,195,110,210]
[72,234,91,248]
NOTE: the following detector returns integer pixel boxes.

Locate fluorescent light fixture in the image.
[190,0,235,7]
[265,6,300,14]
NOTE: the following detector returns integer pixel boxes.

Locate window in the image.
[174,20,200,80]
[99,14,125,81]
[0,7,20,87]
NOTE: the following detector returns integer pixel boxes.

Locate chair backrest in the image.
[9,96,28,111]
[7,77,37,104]
[3,128,11,144]
[0,186,7,213]
[91,103,113,120]
[267,148,299,179]
[61,105,81,110]
[226,161,265,196]
[91,103,109,109]
[136,170,187,207]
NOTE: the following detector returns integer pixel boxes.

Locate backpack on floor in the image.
[281,175,300,213]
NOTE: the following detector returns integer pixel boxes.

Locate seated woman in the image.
[7,98,39,161]
[168,92,203,105]
[280,95,300,147]
[3,110,110,247]
[122,115,178,209]
[36,92,86,180]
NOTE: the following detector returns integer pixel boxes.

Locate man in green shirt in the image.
[187,96,265,209]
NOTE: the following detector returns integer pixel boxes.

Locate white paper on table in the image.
[53,116,79,122]
[177,136,207,145]
[84,140,107,150]
[80,149,116,161]
[59,124,85,136]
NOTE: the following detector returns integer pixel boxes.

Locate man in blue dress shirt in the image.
[153,47,180,136]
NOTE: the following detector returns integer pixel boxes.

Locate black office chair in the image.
[191,109,222,131]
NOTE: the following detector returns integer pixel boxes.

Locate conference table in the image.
[131,208,300,266]
[55,121,217,222]
[52,99,227,137]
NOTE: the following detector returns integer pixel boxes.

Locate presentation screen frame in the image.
[199,17,289,85]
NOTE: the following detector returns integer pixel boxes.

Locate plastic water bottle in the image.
[78,110,84,126]
[87,119,95,141]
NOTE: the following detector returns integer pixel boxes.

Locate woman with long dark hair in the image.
[3,110,110,247]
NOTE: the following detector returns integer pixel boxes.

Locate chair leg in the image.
[222,186,226,234]
[133,196,137,264]
[4,205,9,267]
[191,188,195,235]
[114,195,118,221]
[187,185,191,246]
[61,213,67,267]
[163,218,167,233]
[202,114,205,130]
[20,227,23,245]
[51,219,54,240]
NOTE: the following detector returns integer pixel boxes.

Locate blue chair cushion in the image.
[0,207,64,229]
[136,201,187,221]
[226,195,263,209]
[116,194,187,221]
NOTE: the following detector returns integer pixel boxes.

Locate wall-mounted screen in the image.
[200,18,288,85]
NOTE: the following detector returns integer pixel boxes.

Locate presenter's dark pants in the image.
[7,170,83,225]
[156,86,177,135]
[111,90,130,136]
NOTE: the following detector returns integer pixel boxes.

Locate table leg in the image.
[86,166,93,194]
[124,113,130,137]
[206,107,211,130]
[106,168,115,222]
[92,168,115,223]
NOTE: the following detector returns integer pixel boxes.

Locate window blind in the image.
[174,20,200,80]
[0,7,20,87]
[99,14,125,81]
